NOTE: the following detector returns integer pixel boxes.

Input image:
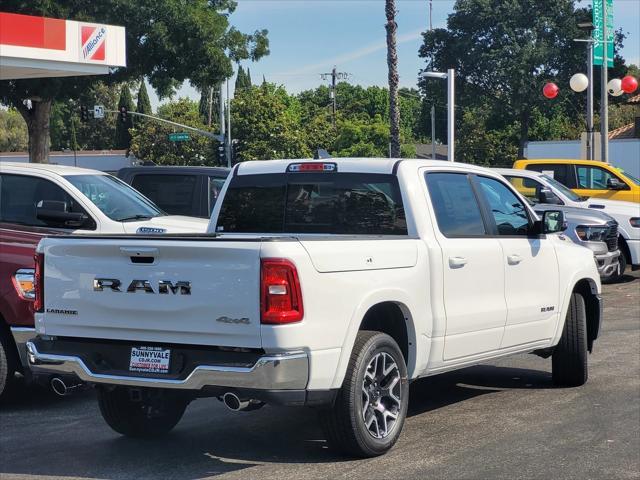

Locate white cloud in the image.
[281,29,424,75]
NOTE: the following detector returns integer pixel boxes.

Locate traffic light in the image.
[80,105,89,122]
[119,105,128,123]
[217,142,226,165]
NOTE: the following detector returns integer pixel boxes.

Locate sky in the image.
[148,0,640,109]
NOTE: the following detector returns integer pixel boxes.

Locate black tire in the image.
[97,386,188,437]
[602,252,627,284]
[552,293,588,387]
[0,328,18,401]
[320,331,409,458]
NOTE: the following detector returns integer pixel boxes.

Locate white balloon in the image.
[570,73,589,92]
[607,78,624,96]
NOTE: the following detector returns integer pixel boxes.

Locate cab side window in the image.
[0,174,92,229]
[504,175,562,205]
[476,176,531,236]
[425,173,486,237]
[576,166,624,190]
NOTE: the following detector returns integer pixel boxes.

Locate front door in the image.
[424,172,507,361]
[474,175,560,348]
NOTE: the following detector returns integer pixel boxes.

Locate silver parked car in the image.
[496,168,622,283]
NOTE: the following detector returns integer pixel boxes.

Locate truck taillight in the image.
[260,259,303,324]
[12,269,35,300]
[34,253,44,312]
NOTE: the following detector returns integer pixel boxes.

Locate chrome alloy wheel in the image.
[361,352,402,439]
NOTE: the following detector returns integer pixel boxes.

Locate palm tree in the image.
[385,0,401,158]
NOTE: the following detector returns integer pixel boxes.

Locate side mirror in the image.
[36,200,88,227]
[541,210,566,234]
[607,178,628,190]
[538,188,562,205]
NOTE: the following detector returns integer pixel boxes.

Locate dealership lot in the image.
[1,272,638,480]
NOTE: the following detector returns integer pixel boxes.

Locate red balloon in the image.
[543,82,559,99]
[621,75,638,94]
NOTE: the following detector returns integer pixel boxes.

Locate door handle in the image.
[507,254,523,265]
[449,256,467,268]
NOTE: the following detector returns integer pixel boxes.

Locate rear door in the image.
[473,175,559,347]
[424,172,507,361]
[41,238,264,348]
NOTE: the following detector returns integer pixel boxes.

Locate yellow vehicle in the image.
[513,159,640,203]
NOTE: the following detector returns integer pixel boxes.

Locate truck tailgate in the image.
[39,238,263,348]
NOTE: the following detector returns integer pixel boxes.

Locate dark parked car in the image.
[117,166,230,218]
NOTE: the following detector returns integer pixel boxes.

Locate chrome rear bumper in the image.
[26,342,309,391]
[10,327,36,368]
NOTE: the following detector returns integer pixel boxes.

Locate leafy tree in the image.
[246,68,253,89]
[114,86,135,150]
[232,83,311,161]
[0,108,28,151]
[136,80,152,115]
[49,81,121,151]
[130,98,215,165]
[0,0,269,163]
[235,66,247,92]
[385,0,401,157]
[419,0,601,159]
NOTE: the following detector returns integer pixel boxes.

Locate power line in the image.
[320,67,351,126]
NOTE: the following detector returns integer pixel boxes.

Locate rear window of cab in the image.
[216,173,408,235]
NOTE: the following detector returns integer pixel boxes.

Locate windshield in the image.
[620,170,640,186]
[541,175,585,202]
[64,174,165,222]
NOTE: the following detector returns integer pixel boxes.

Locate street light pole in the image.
[601,0,609,163]
[447,68,455,163]
[587,41,594,160]
[421,69,455,162]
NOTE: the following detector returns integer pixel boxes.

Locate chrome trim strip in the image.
[9,327,36,367]
[26,342,309,390]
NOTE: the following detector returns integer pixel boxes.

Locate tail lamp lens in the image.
[12,269,35,300]
[260,259,303,324]
[34,253,44,312]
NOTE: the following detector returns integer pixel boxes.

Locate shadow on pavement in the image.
[1,363,556,479]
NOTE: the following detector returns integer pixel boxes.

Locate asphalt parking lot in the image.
[1,272,639,480]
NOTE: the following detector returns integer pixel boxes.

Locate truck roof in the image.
[0,161,105,176]
[235,158,493,176]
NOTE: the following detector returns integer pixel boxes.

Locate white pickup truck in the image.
[28,159,602,457]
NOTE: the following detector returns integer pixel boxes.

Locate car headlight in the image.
[630,217,640,228]
[575,225,608,242]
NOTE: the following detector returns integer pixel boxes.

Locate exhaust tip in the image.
[222,392,242,411]
[51,377,67,396]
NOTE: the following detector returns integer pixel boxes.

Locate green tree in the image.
[0,1,269,163]
[232,83,311,161]
[136,80,152,115]
[0,108,28,151]
[130,98,215,165]
[418,0,616,160]
[115,86,135,150]
[49,81,121,151]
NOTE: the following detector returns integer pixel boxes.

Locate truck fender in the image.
[551,271,600,347]
[329,289,422,390]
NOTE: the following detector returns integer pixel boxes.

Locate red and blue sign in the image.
[81,25,106,61]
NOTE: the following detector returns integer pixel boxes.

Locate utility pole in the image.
[226,79,232,168]
[431,105,436,159]
[320,67,350,126]
[219,83,226,139]
[600,0,609,163]
[207,86,213,127]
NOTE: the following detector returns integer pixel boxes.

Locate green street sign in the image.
[593,0,614,67]
[168,132,190,142]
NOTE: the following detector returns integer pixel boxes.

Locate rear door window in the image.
[217,173,407,235]
[131,174,197,216]
[425,173,486,237]
[525,163,575,188]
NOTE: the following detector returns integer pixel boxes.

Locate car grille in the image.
[606,222,618,252]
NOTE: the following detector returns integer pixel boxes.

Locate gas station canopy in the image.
[0,12,126,80]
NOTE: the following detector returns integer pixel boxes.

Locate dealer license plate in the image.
[129,346,171,374]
